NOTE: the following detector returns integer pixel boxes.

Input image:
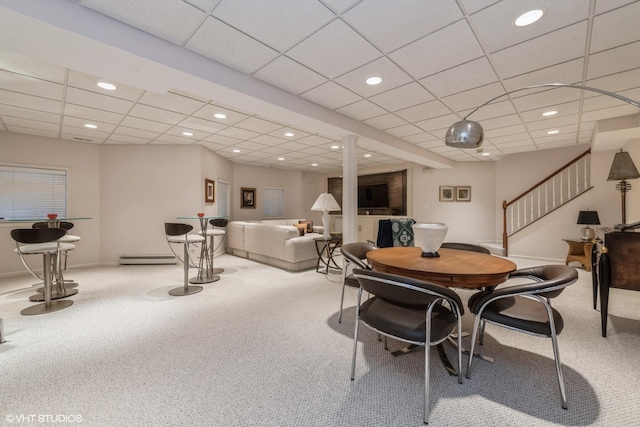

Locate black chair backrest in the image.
[11,228,66,244]
[342,242,376,269]
[209,218,228,228]
[353,268,463,313]
[376,219,393,248]
[441,242,490,254]
[33,221,74,231]
[165,223,193,236]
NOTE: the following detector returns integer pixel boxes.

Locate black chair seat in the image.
[344,276,359,288]
[468,294,564,336]
[360,297,457,343]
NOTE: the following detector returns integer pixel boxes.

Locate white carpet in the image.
[1,254,639,426]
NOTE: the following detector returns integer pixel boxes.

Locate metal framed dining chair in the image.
[351,268,464,424]
[466,264,578,409]
[338,241,377,323]
[164,223,205,296]
[440,242,490,254]
[201,218,228,274]
[11,228,75,315]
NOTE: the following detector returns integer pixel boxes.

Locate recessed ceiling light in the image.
[284,132,294,137]
[278,157,285,161]
[331,145,340,149]
[366,76,382,85]
[97,82,116,90]
[364,153,372,158]
[311,163,318,167]
[233,149,241,153]
[515,9,544,26]
[214,113,227,119]
[83,124,97,129]
[482,152,491,156]
[542,110,558,117]
[547,130,560,135]
[182,131,194,136]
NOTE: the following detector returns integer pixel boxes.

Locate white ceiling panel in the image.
[253,56,328,95]
[501,59,585,92]
[192,104,249,125]
[363,113,407,130]
[0,70,63,100]
[113,125,161,139]
[212,0,335,52]
[61,125,110,139]
[269,127,312,140]
[186,17,280,74]
[67,71,145,101]
[441,82,506,113]
[5,126,59,139]
[300,81,361,110]
[138,91,206,115]
[368,82,435,112]
[62,116,117,133]
[202,134,241,145]
[590,2,640,53]
[0,90,61,114]
[395,100,452,123]
[177,117,227,134]
[128,104,186,125]
[414,114,460,133]
[155,133,198,144]
[234,117,284,134]
[0,51,66,83]
[586,42,640,80]
[419,56,498,98]
[385,123,423,138]
[120,116,172,133]
[0,104,60,125]
[217,126,261,140]
[335,99,387,121]
[287,19,381,79]
[3,116,59,132]
[66,87,134,114]
[594,0,638,15]
[334,57,414,98]
[106,134,149,144]
[63,104,124,125]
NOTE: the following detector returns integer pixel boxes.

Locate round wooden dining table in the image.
[366,246,517,289]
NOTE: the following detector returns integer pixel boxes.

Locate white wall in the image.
[0,133,100,275]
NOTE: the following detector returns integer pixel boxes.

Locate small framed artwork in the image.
[241,187,256,209]
[456,186,471,202]
[205,179,215,203]
[439,186,455,202]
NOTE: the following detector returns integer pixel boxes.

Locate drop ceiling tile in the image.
[389,20,484,79]
[253,56,328,95]
[416,139,442,149]
[178,116,227,134]
[525,114,580,131]
[234,117,284,134]
[344,0,462,53]
[300,81,361,110]
[287,20,382,79]
[335,99,387,120]
[363,113,407,130]
[403,132,439,144]
[277,141,309,151]
[268,127,312,140]
[491,22,588,80]
[297,134,334,146]
[483,124,528,138]
[595,0,637,14]
[469,0,589,53]
[461,100,517,121]
[0,89,61,114]
[502,59,585,92]
[202,134,241,145]
[2,116,59,132]
[395,100,451,123]
[259,145,290,155]
[419,56,498,98]
[0,51,67,83]
[335,57,414,98]
[321,0,361,13]
[476,113,523,130]
[518,101,581,122]
[0,70,63,100]
[590,2,640,53]
[487,132,532,145]
[212,0,335,52]
[586,41,640,80]
[138,91,206,115]
[441,82,506,113]
[113,125,161,139]
[155,134,197,144]
[4,126,59,139]
[128,104,186,125]
[529,124,578,139]
[62,116,117,133]
[586,68,640,99]
[106,134,149,144]
[61,125,110,140]
[0,105,60,124]
[582,104,638,122]
[385,124,422,138]
[250,134,287,146]
[369,82,435,112]
[165,126,211,140]
[120,116,172,133]
[66,87,134,114]
[67,70,145,101]
[186,17,280,74]
[217,126,261,140]
[510,87,582,113]
[193,104,249,125]
[78,0,206,45]
[299,146,331,156]
[64,104,124,125]
[414,114,460,133]
[199,141,230,152]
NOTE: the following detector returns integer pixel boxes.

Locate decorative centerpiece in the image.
[197,213,204,218]
[413,223,448,258]
[47,213,58,219]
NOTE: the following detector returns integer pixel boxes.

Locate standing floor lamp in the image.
[607,150,639,225]
[311,193,341,240]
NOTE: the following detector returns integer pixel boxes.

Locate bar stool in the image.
[11,228,75,315]
[164,223,204,296]
[201,218,228,274]
[32,221,80,298]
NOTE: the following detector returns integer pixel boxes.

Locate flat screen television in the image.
[358,183,389,209]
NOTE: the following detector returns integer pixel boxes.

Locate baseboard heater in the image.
[119,254,178,265]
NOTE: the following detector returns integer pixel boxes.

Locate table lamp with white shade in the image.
[311,193,341,240]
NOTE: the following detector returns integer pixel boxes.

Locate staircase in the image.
[502,149,593,256]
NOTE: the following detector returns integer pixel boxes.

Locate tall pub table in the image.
[367,246,517,375]
[176,215,227,284]
[6,216,91,301]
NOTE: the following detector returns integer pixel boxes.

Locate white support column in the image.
[342,135,358,244]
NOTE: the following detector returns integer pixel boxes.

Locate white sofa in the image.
[227,219,325,271]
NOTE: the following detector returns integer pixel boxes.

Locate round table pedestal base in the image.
[30,288,78,301]
[169,285,203,296]
[21,299,74,315]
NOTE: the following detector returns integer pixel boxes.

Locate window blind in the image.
[263,187,284,218]
[0,165,67,220]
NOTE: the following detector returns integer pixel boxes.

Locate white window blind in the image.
[217,179,230,217]
[263,187,285,218]
[0,165,67,220]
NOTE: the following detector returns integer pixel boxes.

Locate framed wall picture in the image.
[456,186,471,202]
[439,186,455,202]
[205,179,215,203]
[241,187,256,209]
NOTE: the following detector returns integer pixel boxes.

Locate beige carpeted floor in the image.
[1,253,639,426]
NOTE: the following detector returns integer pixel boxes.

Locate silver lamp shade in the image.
[444,120,484,148]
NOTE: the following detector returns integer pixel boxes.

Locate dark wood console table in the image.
[593,228,640,337]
